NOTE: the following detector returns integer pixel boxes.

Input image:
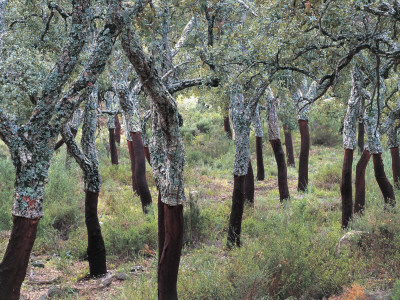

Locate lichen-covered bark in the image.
[253,104,264,138]
[266,90,280,141]
[0,0,8,55]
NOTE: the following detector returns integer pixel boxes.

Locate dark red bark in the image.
[298,120,310,191]
[54,128,77,150]
[158,203,183,300]
[227,175,245,248]
[244,161,255,205]
[390,147,400,189]
[373,154,396,206]
[108,128,118,165]
[283,125,295,167]
[256,137,265,181]
[341,149,354,228]
[127,140,138,194]
[130,132,153,213]
[223,115,232,139]
[143,146,151,165]
[85,191,107,276]
[0,217,39,300]
[114,115,121,145]
[354,150,371,214]
[357,121,364,154]
[270,139,290,201]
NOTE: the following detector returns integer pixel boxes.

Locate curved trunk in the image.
[223,115,232,139]
[270,139,290,201]
[373,154,395,206]
[0,217,39,300]
[158,204,183,300]
[390,147,400,189]
[54,128,77,150]
[143,146,151,165]
[354,150,371,214]
[114,115,121,145]
[297,120,310,191]
[227,175,245,248]
[283,125,295,167]
[85,191,107,276]
[127,140,138,194]
[244,161,254,205]
[108,128,118,165]
[130,132,152,213]
[255,137,265,180]
[358,121,364,154]
[341,149,354,228]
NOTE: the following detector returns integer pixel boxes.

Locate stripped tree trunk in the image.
[127,135,138,194]
[105,92,119,165]
[115,114,121,145]
[253,105,264,180]
[223,114,233,139]
[341,149,354,228]
[108,129,119,165]
[244,161,254,204]
[283,125,295,167]
[297,119,310,191]
[373,154,395,206]
[357,120,364,154]
[354,149,371,214]
[388,126,400,189]
[227,175,245,247]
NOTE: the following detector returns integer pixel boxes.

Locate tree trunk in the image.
[358,121,364,154]
[373,154,396,206]
[270,139,290,201]
[283,125,295,167]
[341,149,353,228]
[390,147,400,189]
[108,128,118,165]
[158,203,183,300]
[256,137,265,180]
[143,146,151,165]
[298,120,310,191]
[130,132,152,213]
[244,161,254,205]
[227,175,245,248]
[223,115,232,139]
[54,128,77,150]
[85,191,107,277]
[354,149,371,214]
[114,115,121,145]
[127,139,138,194]
[0,217,39,300]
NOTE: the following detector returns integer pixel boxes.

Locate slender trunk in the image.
[108,128,118,165]
[390,147,400,189]
[357,121,364,154]
[223,115,232,139]
[130,132,152,213]
[354,150,371,214]
[256,137,265,180]
[54,128,77,150]
[127,140,138,194]
[298,120,310,191]
[158,204,183,300]
[373,154,396,206]
[227,175,245,247]
[85,191,107,276]
[0,217,39,300]
[157,192,164,266]
[143,146,151,165]
[114,115,121,145]
[341,149,353,228]
[283,125,295,167]
[270,139,290,201]
[244,161,254,205]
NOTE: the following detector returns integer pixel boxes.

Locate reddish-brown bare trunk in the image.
[114,115,121,145]
[85,191,107,276]
[54,128,77,150]
[158,203,183,300]
[354,150,371,214]
[227,175,245,247]
[283,125,295,167]
[341,149,353,228]
[373,154,396,206]
[244,161,255,204]
[223,115,232,139]
[0,217,39,300]
[270,139,290,201]
[390,147,400,189]
[127,140,138,194]
[108,128,118,165]
[256,137,265,181]
[144,146,151,165]
[357,122,364,154]
[298,120,310,191]
[130,132,152,213]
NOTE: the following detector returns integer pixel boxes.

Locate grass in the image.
[0,101,400,299]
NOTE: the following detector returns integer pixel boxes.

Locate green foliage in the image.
[0,145,13,230]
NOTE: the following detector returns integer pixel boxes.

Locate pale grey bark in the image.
[387,126,399,148]
[266,88,280,141]
[105,92,118,130]
[293,80,316,121]
[252,104,263,138]
[0,0,7,52]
